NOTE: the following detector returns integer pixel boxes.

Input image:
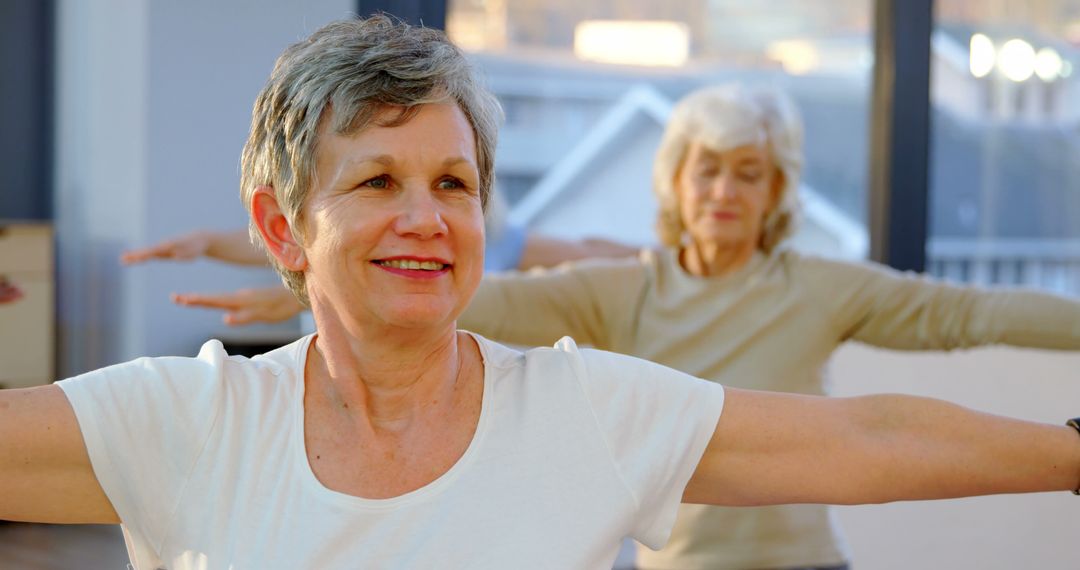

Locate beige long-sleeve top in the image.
[459,247,1080,570]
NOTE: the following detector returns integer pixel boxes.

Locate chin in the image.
[378,301,458,330]
[700,233,753,248]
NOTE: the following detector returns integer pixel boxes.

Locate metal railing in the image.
[927,238,1080,295]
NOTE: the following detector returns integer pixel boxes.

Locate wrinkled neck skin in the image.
[304,287,467,433]
[679,236,758,278]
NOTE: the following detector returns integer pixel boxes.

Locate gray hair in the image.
[240,15,502,304]
[652,84,804,253]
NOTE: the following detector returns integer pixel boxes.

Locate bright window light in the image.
[969,33,995,78]
[997,38,1036,82]
[1034,47,1063,81]
[574,20,689,67]
[766,40,821,75]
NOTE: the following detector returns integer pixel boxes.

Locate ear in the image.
[251,186,307,272]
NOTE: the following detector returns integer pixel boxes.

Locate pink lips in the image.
[712,212,740,221]
[372,256,452,280]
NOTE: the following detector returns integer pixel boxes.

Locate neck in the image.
[680,239,757,277]
[306,299,466,432]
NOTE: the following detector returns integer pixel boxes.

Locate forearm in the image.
[690,388,1080,507]
[845,394,1080,503]
[203,229,269,266]
[517,235,637,270]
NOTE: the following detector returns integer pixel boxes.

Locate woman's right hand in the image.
[172,286,306,326]
[121,229,267,266]
[0,275,24,304]
[120,231,215,265]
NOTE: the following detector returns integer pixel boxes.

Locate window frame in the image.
[386,0,935,271]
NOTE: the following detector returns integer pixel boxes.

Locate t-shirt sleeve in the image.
[797,252,1080,350]
[55,340,228,551]
[571,342,726,549]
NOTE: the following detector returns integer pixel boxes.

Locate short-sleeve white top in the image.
[57,333,725,570]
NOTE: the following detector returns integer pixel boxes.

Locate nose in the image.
[709,173,739,201]
[394,185,448,239]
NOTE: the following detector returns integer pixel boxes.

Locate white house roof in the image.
[509,83,869,258]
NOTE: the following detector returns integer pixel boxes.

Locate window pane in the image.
[929,1,1080,294]
[448,0,873,260]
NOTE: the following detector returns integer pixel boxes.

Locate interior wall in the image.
[830,344,1080,568]
[54,0,353,376]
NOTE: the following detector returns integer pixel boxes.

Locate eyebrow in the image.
[348,154,476,168]
[695,151,764,167]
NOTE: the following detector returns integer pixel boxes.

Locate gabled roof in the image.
[508,84,671,227]
[508,84,869,257]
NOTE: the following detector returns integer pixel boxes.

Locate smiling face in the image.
[299,102,485,333]
[675,141,781,253]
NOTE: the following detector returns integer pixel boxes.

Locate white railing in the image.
[927,238,1080,296]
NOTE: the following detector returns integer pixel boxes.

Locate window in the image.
[928,0,1080,294]
[448,0,873,257]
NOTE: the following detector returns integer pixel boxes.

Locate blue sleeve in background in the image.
[484,222,527,271]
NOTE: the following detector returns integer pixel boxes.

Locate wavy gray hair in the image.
[653,84,803,253]
[240,15,502,304]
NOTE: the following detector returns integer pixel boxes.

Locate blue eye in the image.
[363,175,390,189]
[437,178,464,190]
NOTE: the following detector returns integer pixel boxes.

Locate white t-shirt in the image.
[58,333,725,570]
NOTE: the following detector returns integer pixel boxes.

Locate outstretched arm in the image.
[0,386,118,523]
[807,255,1080,351]
[172,287,306,326]
[121,229,267,267]
[155,233,637,327]
[517,234,637,270]
[686,387,1080,507]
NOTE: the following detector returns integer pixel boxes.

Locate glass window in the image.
[929,0,1080,294]
[447,0,873,259]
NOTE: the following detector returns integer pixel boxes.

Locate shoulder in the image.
[769,249,892,288]
[58,335,308,419]
[556,251,649,280]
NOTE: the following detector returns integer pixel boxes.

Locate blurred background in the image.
[1,0,1079,568]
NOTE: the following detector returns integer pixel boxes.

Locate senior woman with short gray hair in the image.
[3,16,1080,570]
[462,84,1080,569]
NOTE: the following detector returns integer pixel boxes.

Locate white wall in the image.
[830,344,1080,568]
[55,0,353,375]
[529,120,661,247]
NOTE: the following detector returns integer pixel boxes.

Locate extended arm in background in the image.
[172,287,305,326]
[686,386,1080,507]
[808,255,1080,351]
[460,255,647,348]
[120,229,267,267]
[517,235,638,271]
[167,231,641,328]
